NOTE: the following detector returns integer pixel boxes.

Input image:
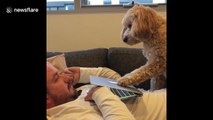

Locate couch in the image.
[47,47,150,90]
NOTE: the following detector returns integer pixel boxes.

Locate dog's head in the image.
[121,5,165,45]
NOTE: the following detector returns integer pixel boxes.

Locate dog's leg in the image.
[118,65,152,86]
[118,57,166,85]
[150,74,166,91]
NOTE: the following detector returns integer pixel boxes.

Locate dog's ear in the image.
[132,6,159,39]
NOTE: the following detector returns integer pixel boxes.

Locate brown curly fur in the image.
[118,5,166,91]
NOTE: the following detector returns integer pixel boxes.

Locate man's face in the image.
[46,62,78,109]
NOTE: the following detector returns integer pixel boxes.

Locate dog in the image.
[118,5,166,91]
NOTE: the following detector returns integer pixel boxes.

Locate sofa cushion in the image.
[47,52,63,58]
[64,48,108,67]
[47,54,67,71]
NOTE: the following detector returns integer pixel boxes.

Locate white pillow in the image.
[47,54,67,71]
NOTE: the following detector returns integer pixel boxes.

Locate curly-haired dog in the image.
[118,5,166,90]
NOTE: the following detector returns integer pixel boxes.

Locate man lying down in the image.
[47,62,166,120]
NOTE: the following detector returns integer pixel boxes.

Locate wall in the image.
[47,7,166,52]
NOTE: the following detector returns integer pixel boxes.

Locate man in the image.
[47,62,166,120]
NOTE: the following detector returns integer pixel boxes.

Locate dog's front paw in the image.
[117,77,133,86]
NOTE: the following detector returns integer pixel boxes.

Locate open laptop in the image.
[89,76,143,100]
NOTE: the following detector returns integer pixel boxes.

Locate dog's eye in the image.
[128,24,132,28]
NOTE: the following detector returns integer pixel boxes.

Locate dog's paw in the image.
[117,77,134,86]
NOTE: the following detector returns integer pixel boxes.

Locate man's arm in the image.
[79,67,121,83]
[86,86,136,120]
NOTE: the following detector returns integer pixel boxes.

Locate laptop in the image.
[89,76,143,100]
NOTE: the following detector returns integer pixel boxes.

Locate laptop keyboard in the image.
[110,88,137,100]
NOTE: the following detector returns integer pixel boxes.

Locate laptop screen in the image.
[89,76,143,96]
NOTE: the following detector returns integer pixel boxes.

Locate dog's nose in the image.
[123,36,128,43]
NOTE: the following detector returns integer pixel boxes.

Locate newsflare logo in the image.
[6,7,13,13]
[6,7,39,13]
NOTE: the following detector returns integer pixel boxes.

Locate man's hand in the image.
[85,86,102,101]
[64,67,80,85]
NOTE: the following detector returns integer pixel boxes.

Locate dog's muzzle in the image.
[123,36,128,43]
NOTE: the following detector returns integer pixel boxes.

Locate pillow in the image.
[47,54,67,71]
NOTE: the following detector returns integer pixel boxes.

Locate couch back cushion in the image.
[47,48,108,67]
[64,48,108,67]
[108,47,147,76]
[47,52,63,58]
